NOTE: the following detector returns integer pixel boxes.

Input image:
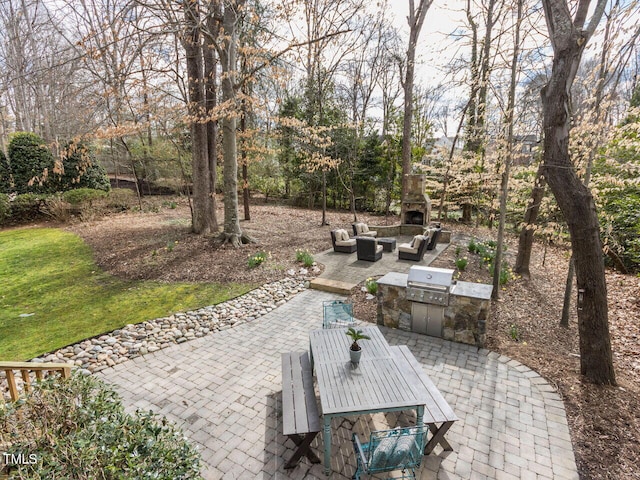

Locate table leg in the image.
[323,416,332,475]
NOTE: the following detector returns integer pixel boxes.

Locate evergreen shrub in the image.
[0,372,202,479]
[7,132,56,194]
[10,193,47,221]
[0,149,11,193]
[0,193,10,224]
[62,187,108,205]
[58,141,110,192]
[105,188,137,211]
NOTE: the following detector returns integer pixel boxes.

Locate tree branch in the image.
[237,29,351,90]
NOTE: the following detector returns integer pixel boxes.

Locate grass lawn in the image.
[0,228,256,361]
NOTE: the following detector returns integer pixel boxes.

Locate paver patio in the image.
[98,283,579,479]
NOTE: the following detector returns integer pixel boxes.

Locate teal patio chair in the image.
[322,300,354,329]
[352,427,425,479]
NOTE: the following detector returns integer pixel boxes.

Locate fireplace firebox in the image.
[401,174,431,227]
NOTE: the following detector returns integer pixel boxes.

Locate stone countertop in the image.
[377,272,408,288]
[451,281,493,300]
[378,273,493,301]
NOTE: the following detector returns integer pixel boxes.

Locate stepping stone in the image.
[309,278,355,295]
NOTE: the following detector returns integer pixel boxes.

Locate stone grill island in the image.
[376,271,493,348]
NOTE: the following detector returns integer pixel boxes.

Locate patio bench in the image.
[390,345,458,454]
[281,351,321,469]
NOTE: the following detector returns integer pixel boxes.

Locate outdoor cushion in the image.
[375,245,383,254]
[335,239,356,247]
[398,244,419,254]
[369,436,396,470]
[354,223,377,237]
[335,229,349,241]
[424,228,436,240]
[388,429,420,466]
[400,235,424,254]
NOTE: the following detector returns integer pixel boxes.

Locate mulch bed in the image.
[61,198,638,479]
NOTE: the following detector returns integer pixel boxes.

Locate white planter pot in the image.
[350,348,362,365]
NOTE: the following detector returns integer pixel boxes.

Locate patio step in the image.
[309,278,356,295]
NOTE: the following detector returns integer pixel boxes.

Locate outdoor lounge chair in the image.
[352,222,377,238]
[356,236,383,262]
[352,427,425,480]
[331,229,357,253]
[424,226,442,250]
[398,234,428,261]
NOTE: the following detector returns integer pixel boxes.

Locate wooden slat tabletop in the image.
[310,326,432,416]
[309,326,391,364]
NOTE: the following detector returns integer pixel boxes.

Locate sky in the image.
[387,2,465,86]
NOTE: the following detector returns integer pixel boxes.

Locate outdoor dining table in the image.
[309,325,434,476]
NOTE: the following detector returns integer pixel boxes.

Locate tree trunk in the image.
[514,164,546,277]
[183,0,212,235]
[321,170,327,225]
[560,255,575,327]
[241,98,250,221]
[492,0,522,301]
[540,3,615,383]
[401,0,431,200]
[204,7,220,232]
[218,1,254,247]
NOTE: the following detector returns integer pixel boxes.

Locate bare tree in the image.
[400,0,433,201]
[182,0,215,234]
[492,0,523,299]
[0,0,86,144]
[290,0,366,225]
[336,4,391,220]
[540,0,615,384]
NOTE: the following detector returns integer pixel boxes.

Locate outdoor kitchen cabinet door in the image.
[411,302,445,338]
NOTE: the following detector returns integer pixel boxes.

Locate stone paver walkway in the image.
[98,287,579,479]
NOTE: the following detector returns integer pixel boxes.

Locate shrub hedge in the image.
[62,187,108,205]
[7,132,56,194]
[0,148,11,193]
[0,193,9,223]
[0,372,202,479]
[58,141,110,192]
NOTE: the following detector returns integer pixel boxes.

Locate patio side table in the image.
[376,237,396,252]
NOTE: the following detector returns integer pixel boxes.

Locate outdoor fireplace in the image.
[404,211,425,225]
[401,174,431,227]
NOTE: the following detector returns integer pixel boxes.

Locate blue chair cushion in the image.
[369,436,395,470]
[388,430,420,466]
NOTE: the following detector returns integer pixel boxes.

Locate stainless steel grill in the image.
[406,266,454,307]
[406,266,454,338]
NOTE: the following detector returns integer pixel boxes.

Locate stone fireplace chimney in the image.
[401,174,431,226]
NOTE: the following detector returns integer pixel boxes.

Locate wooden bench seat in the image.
[281,351,321,469]
[390,345,458,454]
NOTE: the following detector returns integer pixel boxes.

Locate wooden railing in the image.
[0,361,73,402]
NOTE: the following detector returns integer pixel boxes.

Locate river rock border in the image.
[29,269,315,374]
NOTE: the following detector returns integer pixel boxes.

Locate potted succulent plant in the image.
[346,327,371,366]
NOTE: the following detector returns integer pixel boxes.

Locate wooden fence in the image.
[0,361,73,402]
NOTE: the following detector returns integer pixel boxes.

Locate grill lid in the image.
[407,266,454,288]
